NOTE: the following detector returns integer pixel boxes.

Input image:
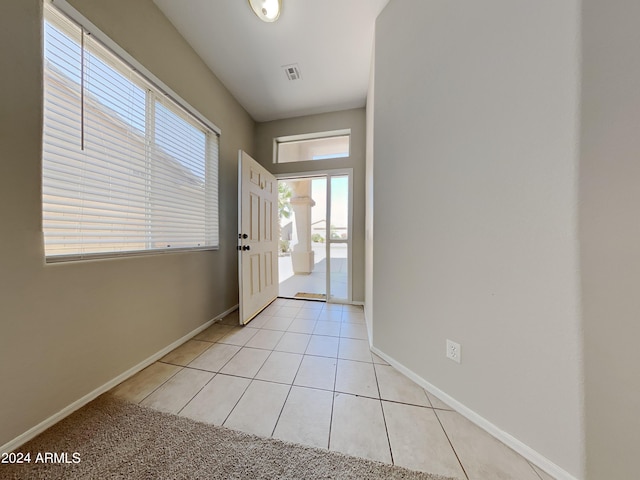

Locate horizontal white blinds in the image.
[43,4,219,260]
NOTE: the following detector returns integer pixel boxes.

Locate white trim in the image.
[48,0,221,135]
[325,170,354,303]
[1,304,238,454]
[275,129,351,144]
[326,175,332,301]
[46,246,219,264]
[275,168,353,180]
[273,130,352,164]
[238,153,244,323]
[345,171,353,302]
[364,309,373,345]
[369,345,581,480]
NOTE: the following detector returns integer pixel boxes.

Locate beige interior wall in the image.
[254,108,366,302]
[0,0,254,448]
[580,1,640,478]
[371,0,583,476]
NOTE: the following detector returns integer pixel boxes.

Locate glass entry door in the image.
[326,174,350,302]
[277,170,352,303]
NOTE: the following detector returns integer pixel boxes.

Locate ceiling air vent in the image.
[283,64,302,81]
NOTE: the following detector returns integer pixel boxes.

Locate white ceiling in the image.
[153,0,389,122]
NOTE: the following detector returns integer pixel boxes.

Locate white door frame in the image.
[275,168,353,304]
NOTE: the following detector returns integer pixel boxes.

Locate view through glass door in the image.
[277,171,351,302]
[327,175,350,301]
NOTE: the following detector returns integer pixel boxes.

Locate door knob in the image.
[242,245,251,251]
[242,233,248,239]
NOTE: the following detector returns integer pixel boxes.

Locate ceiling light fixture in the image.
[248,0,282,23]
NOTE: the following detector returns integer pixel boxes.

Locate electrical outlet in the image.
[446,339,461,364]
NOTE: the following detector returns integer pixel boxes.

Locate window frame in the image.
[43,0,221,263]
[273,129,351,164]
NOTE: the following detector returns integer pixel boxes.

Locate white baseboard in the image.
[369,345,580,480]
[1,304,238,455]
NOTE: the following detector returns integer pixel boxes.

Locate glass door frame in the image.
[275,168,353,304]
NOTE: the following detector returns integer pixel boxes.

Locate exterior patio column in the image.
[290,180,315,274]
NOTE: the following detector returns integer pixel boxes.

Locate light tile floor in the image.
[109,299,555,480]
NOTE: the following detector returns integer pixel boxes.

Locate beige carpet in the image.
[2,395,456,480]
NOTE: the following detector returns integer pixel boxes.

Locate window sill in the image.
[45,246,220,264]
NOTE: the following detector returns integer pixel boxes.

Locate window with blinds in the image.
[42,4,219,261]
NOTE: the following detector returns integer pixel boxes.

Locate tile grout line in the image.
[170,360,449,414]
[159,363,453,411]
[218,347,273,428]
[244,346,273,380]
[175,372,218,416]
[133,332,228,404]
[202,342,250,379]
[134,365,184,405]
[432,407,470,480]
[527,460,545,480]
[333,388,436,409]
[327,338,341,451]
[372,360,395,465]
[140,304,365,449]
[219,377,253,427]
[174,333,373,362]
[174,337,225,365]
[423,386,435,409]
[268,351,306,439]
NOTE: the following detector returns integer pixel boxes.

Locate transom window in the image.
[274,130,350,164]
[42,3,219,261]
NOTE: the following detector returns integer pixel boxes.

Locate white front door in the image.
[238,151,279,325]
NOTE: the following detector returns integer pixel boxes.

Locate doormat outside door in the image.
[295,292,327,300]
